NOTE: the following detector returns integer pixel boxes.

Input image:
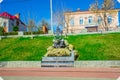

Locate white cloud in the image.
[0,0,3,3]
[117,0,120,3]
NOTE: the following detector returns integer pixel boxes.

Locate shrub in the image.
[4,32,18,35]
[33,31,44,34]
[13,26,19,32]
[0,27,4,36]
[23,32,31,35]
[24,31,44,35]
[2,31,44,36]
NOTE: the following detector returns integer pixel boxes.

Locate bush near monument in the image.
[45,48,70,57]
[44,40,79,60]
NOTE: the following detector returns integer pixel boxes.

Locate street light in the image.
[50,0,53,34]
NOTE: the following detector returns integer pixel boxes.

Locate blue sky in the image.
[0,0,120,25]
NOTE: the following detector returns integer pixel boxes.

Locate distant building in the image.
[63,9,120,33]
[0,12,27,32]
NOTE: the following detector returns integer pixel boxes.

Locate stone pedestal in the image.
[41,51,74,67]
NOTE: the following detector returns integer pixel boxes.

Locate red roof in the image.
[0,12,18,20]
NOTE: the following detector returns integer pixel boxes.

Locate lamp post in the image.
[50,0,53,34]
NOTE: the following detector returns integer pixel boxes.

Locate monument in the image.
[41,27,79,67]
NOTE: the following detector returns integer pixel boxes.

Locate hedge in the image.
[24,31,44,35]
[4,32,18,35]
[3,31,44,36]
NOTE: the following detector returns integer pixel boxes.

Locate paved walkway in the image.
[0,68,120,79]
[0,76,116,80]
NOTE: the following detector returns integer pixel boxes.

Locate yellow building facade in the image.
[63,9,120,33]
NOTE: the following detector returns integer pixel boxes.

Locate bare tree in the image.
[28,19,35,32]
[38,19,50,34]
[89,0,116,31]
[53,3,73,34]
[28,19,35,39]
[64,11,73,33]
[22,10,38,32]
[54,11,64,26]
[53,8,64,33]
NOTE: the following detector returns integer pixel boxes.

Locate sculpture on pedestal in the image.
[41,26,79,67]
[53,26,66,48]
[43,26,79,60]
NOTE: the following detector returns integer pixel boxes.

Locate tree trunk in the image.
[66,24,69,33]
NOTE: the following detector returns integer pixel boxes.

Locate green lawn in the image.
[0,33,120,61]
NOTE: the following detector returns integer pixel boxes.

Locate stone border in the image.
[75,61,120,68]
[0,61,120,68]
[0,61,41,68]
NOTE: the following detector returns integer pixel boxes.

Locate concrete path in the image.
[0,68,120,79]
[0,76,116,80]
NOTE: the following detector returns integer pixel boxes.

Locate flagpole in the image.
[0,0,3,12]
[50,0,53,34]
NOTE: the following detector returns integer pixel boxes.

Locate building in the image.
[63,9,120,33]
[0,12,27,32]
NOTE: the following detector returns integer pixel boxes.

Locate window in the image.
[16,21,19,26]
[70,18,74,26]
[108,16,112,24]
[98,16,102,24]
[3,22,7,27]
[88,16,92,24]
[11,23,14,26]
[79,17,84,25]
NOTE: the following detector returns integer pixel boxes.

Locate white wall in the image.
[19,22,27,31]
[0,17,27,32]
[0,17,9,32]
[9,19,15,32]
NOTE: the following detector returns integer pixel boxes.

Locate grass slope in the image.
[0,33,120,61]
[0,36,53,61]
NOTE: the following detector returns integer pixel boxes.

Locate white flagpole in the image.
[117,0,120,3]
[0,0,3,3]
[50,0,53,34]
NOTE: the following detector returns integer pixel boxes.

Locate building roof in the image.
[64,9,120,15]
[0,12,18,20]
[0,12,26,26]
